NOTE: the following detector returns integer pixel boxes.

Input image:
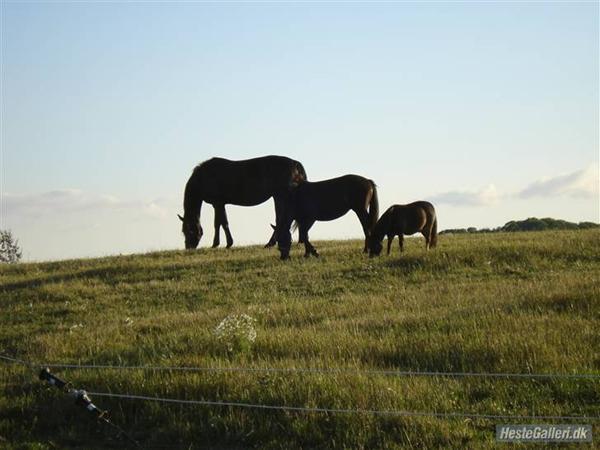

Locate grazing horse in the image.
[271,175,378,258]
[368,201,437,257]
[179,156,306,258]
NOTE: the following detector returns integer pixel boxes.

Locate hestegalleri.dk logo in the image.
[496,424,592,443]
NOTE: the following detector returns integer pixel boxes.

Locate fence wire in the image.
[2,353,599,422]
[87,391,600,421]
[2,354,599,380]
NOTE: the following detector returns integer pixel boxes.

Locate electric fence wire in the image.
[3,354,600,380]
[2,353,599,422]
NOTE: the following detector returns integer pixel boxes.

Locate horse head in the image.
[178,214,203,249]
[368,238,383,257]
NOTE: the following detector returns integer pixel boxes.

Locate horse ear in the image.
[178,214,184,222]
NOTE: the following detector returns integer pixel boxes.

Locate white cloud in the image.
[3,189,170,220]
[517,165,599,199]
[426,165,599,208]
[142,201,169,220]
[427,184,499,207]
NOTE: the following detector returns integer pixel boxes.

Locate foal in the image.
[368,201,437,256]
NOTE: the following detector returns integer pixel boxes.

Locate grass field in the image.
[1,229,599,449]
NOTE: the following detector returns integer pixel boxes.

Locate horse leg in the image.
[300,220,318,257]
[220,205,234,248]
[301,224,311,258]
[212,205,222,248]
[387,235,393,255]
[399,234,404,253]
[423,230,430,251]
[264,201,279,248]
[265,224,277,248]
[274,194,292,260]
[354,209,370,253]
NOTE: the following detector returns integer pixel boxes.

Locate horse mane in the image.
[183,161,212,218]
[191,158,213,176]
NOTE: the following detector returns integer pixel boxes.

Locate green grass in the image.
[1,230,599,449]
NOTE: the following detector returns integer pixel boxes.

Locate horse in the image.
[179,156,307,258]
[269,174,378,258]
[368,201,437,257]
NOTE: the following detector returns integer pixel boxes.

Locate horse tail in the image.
[270,221,301,245]
[367,181,379,232]
[298,161,307,181]
[293,160,308,184]
[430,213,438,248]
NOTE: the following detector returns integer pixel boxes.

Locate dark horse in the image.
[368,201,437,257]
[179,156,306,257]
[268,175,379,258]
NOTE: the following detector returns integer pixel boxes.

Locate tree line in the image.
[440,217,599,235]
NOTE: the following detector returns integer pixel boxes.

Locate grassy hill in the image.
[1,229,599,449]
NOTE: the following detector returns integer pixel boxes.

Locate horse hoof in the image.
[211,243,219,248]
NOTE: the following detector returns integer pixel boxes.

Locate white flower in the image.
[213,314,257,352]
[69,323,84,334]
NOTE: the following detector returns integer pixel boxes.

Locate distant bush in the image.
[0,230,22,264]
[440,218,599,235]
[439,228,468,235]
[578,221,599,229]
[501,217,590,232]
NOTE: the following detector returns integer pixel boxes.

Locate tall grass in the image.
[1,230,599,448]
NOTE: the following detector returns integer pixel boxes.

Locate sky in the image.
[1,1,598,261]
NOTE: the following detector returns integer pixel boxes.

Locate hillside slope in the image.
[1,230,599,448]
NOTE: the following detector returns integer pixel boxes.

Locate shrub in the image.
[0,230,22,264]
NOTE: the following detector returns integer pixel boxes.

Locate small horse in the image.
[368,201,437,257]
[269,174,378,258]
[179,156,306,258]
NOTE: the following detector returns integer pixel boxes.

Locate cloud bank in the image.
[428,164,598,207]
[517,165,599,199]
[427,184,499,206]
[3,189,170,220]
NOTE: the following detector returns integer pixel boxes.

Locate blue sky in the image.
[2,1,598,261]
